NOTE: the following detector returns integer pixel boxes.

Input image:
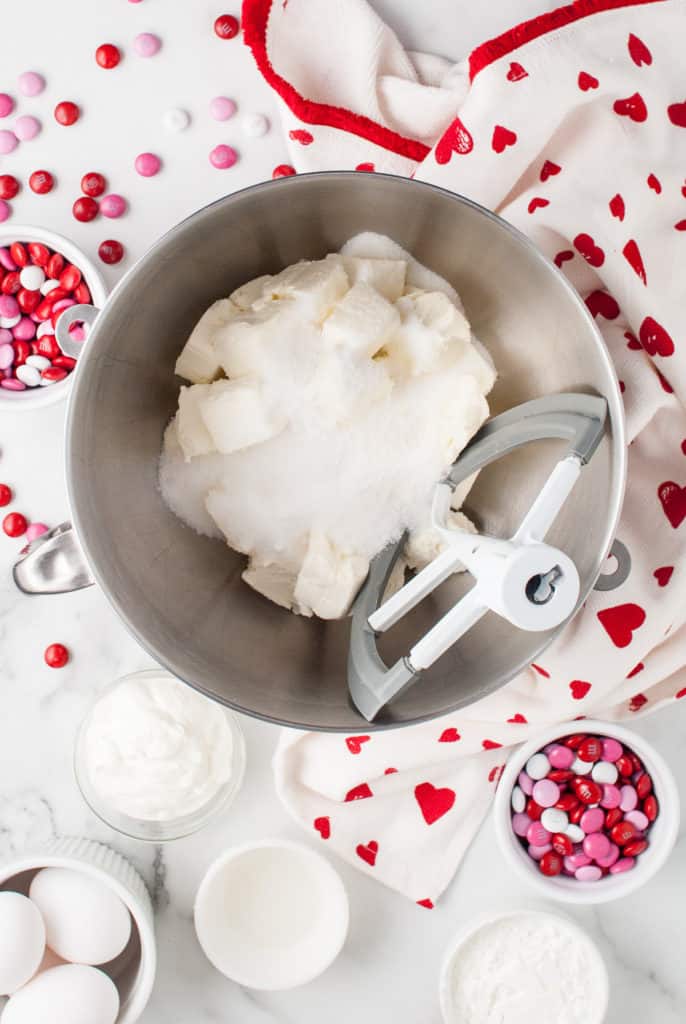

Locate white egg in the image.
[0,891,46,995]
[29,868,131,966]
[1,964,119,1024]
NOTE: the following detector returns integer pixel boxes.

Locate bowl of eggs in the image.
[0,837,156,1024]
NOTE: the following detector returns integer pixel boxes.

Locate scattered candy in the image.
[73,196,99,222]
[214,13,240,39]
[272,163,296,178]
[13,115,41,141]
[98,239,124,265]
[0,200,9,223]
[242,112,269,137]
[209,144,238,169]
[44,642,69,668]
[54,101,80,126]
[100,193,127,218]
[0,94,15,118]
[0,175,19,200]
[163,108,191,133]
[0,131,18,155]
[511,732,658,883]
[210,96,236,121]
[18,71,45,97]
[81,172,106,197]
[135,152,161,177]
[3,511,27,536]
[0,483,12,505]
[96,44,122,69]
[29,170,54,194]
[25,521,48,541]
[134,32,161,57]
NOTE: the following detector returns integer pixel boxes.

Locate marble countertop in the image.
[1,2,684,1021]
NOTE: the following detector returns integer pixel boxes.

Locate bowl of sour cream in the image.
[74,669,246,841]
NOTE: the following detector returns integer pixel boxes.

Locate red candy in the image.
[604,807,623,829]
[54,101,80,126]
[564,733,587,749]
[272,164,296,179]
[616,754,634,777]
[35,298,54,321]
[539,851,563,877]
[41,367,67,383]
[72,197,99,222]
[0,175,19,200]
[29,170,54,194]
[623,839,648,857]
[3,512,28,537]
[74,282,91,304]
[610,820,637,847]
[214,13,240,38]
[60,265,82,291]
[525,798,543,821]
[572,778,602,805]
[548,769,574,783]
[1,272,21,295]
[554,792,579,812]
[635,772,653,799]
[0,483,12,507]
[98,239,124,264]
[27,242,50,267]
[52,355,76,370]
[643,794,658,821]
[34,334,60,360]
[10,242,28,267]
[13,340,30,365]
[95,44,121,69]
[44,642,69,668]
[17,288,41,314]
[569,803,585,824]
[47,252,64,278]
[81,172,106,197]
[578,736,603,762]
[551,832,573,856]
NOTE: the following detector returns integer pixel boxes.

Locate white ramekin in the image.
[0,837,156,1023]
[493,719,680,904]
[194,839,349,990]
[0,225,107,410]
[439,908,609,1024]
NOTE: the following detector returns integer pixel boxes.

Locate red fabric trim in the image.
[469,0,666,79]
[242,0,431,162]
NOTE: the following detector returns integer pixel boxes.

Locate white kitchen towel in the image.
[244,0,686,904]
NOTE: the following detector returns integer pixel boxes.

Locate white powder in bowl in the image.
[445,912,607,1024]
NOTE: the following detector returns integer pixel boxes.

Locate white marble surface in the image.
[1,2,684,1022]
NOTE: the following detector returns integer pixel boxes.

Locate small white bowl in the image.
[439,908,609,1024]
[0,837,156,1024]
[0,225,107,410]
[493,719,680,904]
[194,839,349,990]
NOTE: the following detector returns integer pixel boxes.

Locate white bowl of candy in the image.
[0,225,106,409]
[493,720,679,903]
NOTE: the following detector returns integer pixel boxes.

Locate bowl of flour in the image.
[439,908,609,1024]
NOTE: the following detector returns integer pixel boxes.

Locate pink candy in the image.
[209,144,238,169]
[512,813,531,838]
[135,152,161,177]
[518,770,534,796]
[0,94,14,118]
[0,130,18,155]
[210,96,237,121]
[600,784,621,809]
[532,778,560,808]
[1,378,25,391]
[527,843,552,861]
[18,71,45,97]
[609,857,636,874]
[0,343,13,369]
[0,200,9,223]
[625,809,649,831]
[526,821,551,847]
[619,785,638,812]
[14,317,36,341]
[575,865,603,882]
[579,807,604,834]
[547,744,575,769]
[601,738,623,762]
[100,193,127,218]
[26,521,48,541]
[13,115,41,141]
[583,831,611,860]
[134,32,161,57]
[595,842,620,868]
[0,248,17,271]
[0,295,19,318]
[564,852,592,871]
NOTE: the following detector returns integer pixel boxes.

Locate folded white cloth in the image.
[244,0,686,903]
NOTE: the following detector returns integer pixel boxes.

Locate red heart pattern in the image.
[625,330,642,350]
[414,782,456,824]
[657,370,674,394]
[586,290,620,319]
[313,816,330,839]
[488,764,505,785]
[613,92,648,122]
[289,128,314,145]
[578,71,599,91]
[676,688,686,699]
[609,193,625,220]
[345,782,373,802]
[554,250,574,268]
[435,117,474,164]
[630,693,648,712]
[640,316,674,357]
[482,739,502,750]
[439,728,461,743]
[667,102,686,128]
[647,173,662,193]
[658,481,686,528]
[597,603,647,647]
[569,680,592,700]
[540,160,561,181]
[654,566,674,586]
[528,197,550,213]
[416,898,434,909]
[506,61,528,82]
[675,220,686,231]
[355,162,375,172]
[574,233,605,267]
[622,239,647,284]
[356,840,378,866]
[491,125,517,153]
[531,663,550,677]
[628,33,652,66]
[384,767,398,774]
[507,713,528,723]
[627,662,644,678]
[346,735,370,754]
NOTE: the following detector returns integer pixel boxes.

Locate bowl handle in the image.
[54,303,100,360]
[13,522,94,594]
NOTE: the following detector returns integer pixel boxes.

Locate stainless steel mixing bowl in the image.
[16,173,626,730]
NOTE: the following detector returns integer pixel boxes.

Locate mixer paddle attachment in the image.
[348,393,608,722]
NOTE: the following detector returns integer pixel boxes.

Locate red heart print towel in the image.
[245,0,686,903]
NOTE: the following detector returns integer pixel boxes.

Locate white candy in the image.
[293,531,368,619]
[511,786,526,813]
[36,321,53,338]
[322,281,399,358]
[241,112,270,137]
[199,377,286,454]
[19,265,45,291]
[26,354,50,370]
[565,824,585,843]
[525,753,551,781]
[591,761,618,784]
[16,364,41,387]
[40,278,60,295]
[174,298,235,383]
[540,808,568,833]
[572,757,593,775]
[163,107,191,133]
[0,314,21,329]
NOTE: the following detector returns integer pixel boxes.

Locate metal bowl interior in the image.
[66,172,625,730]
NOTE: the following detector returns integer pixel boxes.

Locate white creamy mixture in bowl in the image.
[74,670,245,840]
